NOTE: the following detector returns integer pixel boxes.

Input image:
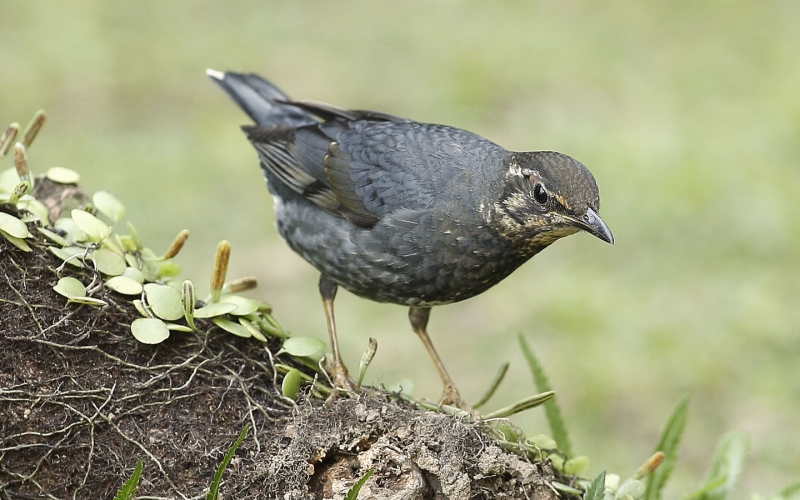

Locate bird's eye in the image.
[533,183,548,204]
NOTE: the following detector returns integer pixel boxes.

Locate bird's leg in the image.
[319,275,356,393]
[408,306,472,411]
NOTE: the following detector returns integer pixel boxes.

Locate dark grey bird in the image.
[207,69,613,409]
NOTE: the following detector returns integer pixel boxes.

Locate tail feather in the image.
[206,69,316,128]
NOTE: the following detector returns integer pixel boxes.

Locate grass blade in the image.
[206,424,249,500]
[644,396,689,500]
[113,459,142,500]
[696,432,748,500]
[518,334,572,457]
[774,481,800,500]
[344,468,374,500]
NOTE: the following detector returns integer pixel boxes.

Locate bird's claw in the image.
[438,384,478,417]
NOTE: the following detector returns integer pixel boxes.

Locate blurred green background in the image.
[2,1,798,495]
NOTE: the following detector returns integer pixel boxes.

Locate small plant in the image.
[344,468,374,500]
[112,460,143,500]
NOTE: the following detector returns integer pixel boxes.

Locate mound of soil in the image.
[0,205,559,499]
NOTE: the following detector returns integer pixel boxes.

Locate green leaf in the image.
[239,318,267,342]
[518,334,572,457]
[695,432,748,500]
[0,211,29,238]
[122,266,145,283]
[54,216,87,243]
[105,276,144,296]
[93,190,125,222]
[113,459,142,500]
[526,434,557,450]
[0,229,32,252]
[644,396,689,500]
[774,481,800,500]
[45,166,80,184]
[194,302,238,319]
[0,167,20,191]
[280,337,326,359]
[67,296,108,307]
[206,425,249,500]
[71,209,110,242]
[37,227,68,246]
[53,276,86,298]
[281,368,303,400]
[344,469,374,500]
[49,245,86,268]
[617,479,646,500]
[166,323,193,332]
[90,248,127,276]
[18,198,49,224]
[158,260,182,277]
[220,294,261,316]
[126,221,143,249]
[563,455,590,476]
[131,317,170,344]
[213,317,251,338]
[143,283,184,321]
[482,391,555,419]
[583,470,606,500]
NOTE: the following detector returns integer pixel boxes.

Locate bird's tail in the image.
[206,69,316,128]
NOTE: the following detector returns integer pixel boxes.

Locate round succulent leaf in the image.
[562,455,590,475]
[158,260,181,278]
[46,166,80,184]
[124,253,139,268]
[281,369,303,401]
[92,191,125,223]
[0,230,32,252]
[615,480,645,500]
[54,217,87,243]
[118,234,137,252]
[105,276,144,296]
[140,247,158,260]
[0,211,29,238]
[193,302,237,319]
[90,248,127,276]
[121,266,145,283]
[18,213,39,223]
[143,283,184,321]
[526,434,557,450]
[166,323,193,332]
[219,295,260,316]
[0,168,19,192]
[37,227,68,246]
[67,296,108,307]
[212,317,251,338]
[280,337,326,359]
[131,317,170,344]
[101,236,125,255]
[53,276,86,298]
[18,199,49,224]
[141,260,160,282]
[49,246,85,268]
[71,209,110,242]
[239,318,267,342]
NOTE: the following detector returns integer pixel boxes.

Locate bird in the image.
[207,69,613,409]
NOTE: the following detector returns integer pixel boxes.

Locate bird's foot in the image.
[324,361,358,405]
[438,383,478,417]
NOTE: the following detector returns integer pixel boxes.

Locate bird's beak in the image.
[566,207,614,244]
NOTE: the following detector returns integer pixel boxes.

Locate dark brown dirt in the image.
[0,204,561,500]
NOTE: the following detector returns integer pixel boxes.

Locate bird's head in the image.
[491,151,613,255]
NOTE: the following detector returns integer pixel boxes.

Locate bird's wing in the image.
[245,103,503,228]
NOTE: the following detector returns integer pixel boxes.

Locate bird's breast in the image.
[273,198,528,306]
